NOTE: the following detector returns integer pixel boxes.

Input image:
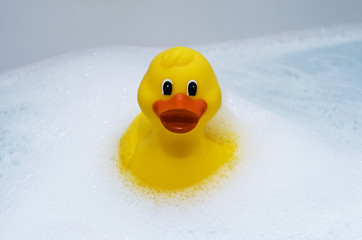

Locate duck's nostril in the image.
[152,94,207,118]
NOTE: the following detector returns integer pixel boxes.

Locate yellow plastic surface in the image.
[119,46,237,190]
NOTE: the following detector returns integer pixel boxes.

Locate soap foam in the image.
[1,26,362,239]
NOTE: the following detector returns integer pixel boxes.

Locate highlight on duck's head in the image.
[137,46,222,134]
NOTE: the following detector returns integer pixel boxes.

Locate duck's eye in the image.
[162,79,172,95]
[187,80,197,96]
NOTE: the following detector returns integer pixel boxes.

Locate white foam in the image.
[1,26,362,239]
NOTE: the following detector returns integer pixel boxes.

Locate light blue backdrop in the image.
[1,0,362,72]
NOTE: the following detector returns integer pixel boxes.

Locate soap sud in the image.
[0,26,362,239]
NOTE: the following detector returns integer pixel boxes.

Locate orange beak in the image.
[153,94,207,133]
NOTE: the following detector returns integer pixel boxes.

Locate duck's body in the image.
[119,47,237,190]
[120,113,229,189]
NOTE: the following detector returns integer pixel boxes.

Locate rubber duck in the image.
[119,46,236,190]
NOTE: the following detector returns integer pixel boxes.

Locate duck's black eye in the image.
[162,79,172,95]
[187,80,197,96]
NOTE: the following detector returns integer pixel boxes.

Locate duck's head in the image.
[138,47,221,134]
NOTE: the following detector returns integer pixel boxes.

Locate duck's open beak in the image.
[153,94,207,133]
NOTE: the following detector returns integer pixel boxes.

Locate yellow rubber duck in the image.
[119,46,236,190]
